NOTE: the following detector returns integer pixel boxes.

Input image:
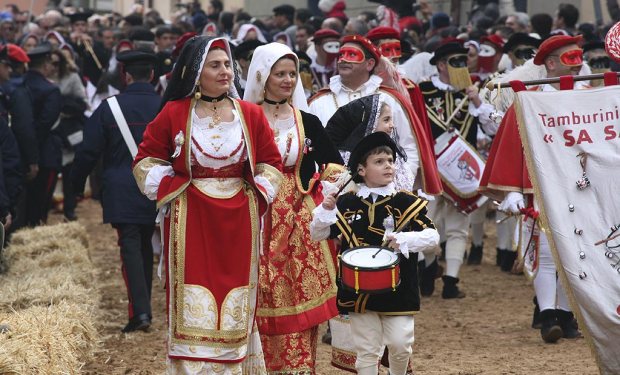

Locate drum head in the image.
[341,247,399,269]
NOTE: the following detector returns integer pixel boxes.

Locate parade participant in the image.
[474,34,505,81]
[15,44,61,227]
[503,32,541,70]
[309,28,341,94]
[132,36,282,372]
[72,51,159,332]
[243,42,343,375]
[582,40,609,87]
[310,132,439,375]
[155,32,196,96]
[419,41,496,297]
[480,35,585,343]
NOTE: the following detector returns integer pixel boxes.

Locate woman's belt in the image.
[191,177,243,199]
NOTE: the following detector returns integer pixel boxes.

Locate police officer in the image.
[19,43,62,227]
[72,51,160,333]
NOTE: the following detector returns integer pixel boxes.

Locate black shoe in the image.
[531,297,542,329]
[540,309,563,343]
[496,248,506,266]
[500,251,517,272]
[467,243,483,265]
[438,241,446,261]
[122,313,151,333]
[321,326,331,344]
[420,259,438,297]
[441,275,466,299]
[556,309,582,339]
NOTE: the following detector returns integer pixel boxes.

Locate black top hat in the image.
[429,42,468,65]
[503,33,541,53]
[68,11,93,24]
[116,50,157,67]
[348,132,401,183]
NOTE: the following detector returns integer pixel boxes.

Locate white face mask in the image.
[478,44,496,57]
[323,41,341,54]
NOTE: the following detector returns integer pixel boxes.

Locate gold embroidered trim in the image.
[256,163,284,195]
[132,156,170,193]
[191,178,243,199]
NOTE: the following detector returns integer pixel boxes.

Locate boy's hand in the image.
[386,234,399,250]
[322,193,337,210]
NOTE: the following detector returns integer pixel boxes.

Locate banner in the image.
[515,85,620,375]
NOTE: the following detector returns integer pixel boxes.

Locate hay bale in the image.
[0,222,100,374]
[9,222,88,248]
[0,301,98,374]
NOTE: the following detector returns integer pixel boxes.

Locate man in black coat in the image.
[72,50,160,333]
[17,44,62,227]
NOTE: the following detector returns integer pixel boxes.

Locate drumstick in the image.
[83,38,103,71]
[334,172,356,196]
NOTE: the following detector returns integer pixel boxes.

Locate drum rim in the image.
[340,246,400,270]
[340,281,401,295]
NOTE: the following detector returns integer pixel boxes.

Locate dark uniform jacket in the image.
[72,82,159,224]
[326,190,434,315]
[419,80,479,146]
[23,70,62,169]
[0,119,22,218]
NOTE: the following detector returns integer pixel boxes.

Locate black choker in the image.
[264,97,288,105]
[200,93,227,102]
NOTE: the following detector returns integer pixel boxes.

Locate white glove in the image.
[498,191,524,214]
[254,175,275,203]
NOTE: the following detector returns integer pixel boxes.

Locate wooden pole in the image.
[485,72,620,90]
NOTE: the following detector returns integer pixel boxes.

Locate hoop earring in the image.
[194,86,201,100]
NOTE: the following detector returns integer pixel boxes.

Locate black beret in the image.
[582,40,605,54]
[68,11,93,24]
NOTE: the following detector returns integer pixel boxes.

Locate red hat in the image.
[366,26,400,42]
[313,28,341,44]
[480,34,505,49]
[172,32,197,58]
[341,34,381,61]
[533,34,583,65]
[6,44,29,63]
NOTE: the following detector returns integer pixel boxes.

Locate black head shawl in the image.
[160,35,240,111]
[325,94,406,161]
[325,94,380,153]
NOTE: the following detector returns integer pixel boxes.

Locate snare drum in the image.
[340,246,400,294]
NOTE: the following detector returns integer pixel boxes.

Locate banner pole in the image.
[486,72,620,90]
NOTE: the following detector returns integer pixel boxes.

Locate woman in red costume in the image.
[243,42,343,374]
[133,36,283,373]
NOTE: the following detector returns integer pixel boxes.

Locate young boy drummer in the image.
[310,132,439,375]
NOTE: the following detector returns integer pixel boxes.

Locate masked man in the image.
[504,32,542,70]
[583,40,610,87]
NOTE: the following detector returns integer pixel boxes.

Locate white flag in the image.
[515,85,620,375]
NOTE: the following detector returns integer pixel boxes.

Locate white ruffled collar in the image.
[356,183,396,199]
[431,75,456,92]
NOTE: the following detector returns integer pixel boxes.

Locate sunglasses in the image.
[513,47,536,60]
[549,49,583,67]
[447,54,468,68]
[588,56,610,69]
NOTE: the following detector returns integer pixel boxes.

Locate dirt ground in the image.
[55,199,598,375]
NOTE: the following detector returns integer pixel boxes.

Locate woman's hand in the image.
[321,193,337,210]
[386,234,399,250]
